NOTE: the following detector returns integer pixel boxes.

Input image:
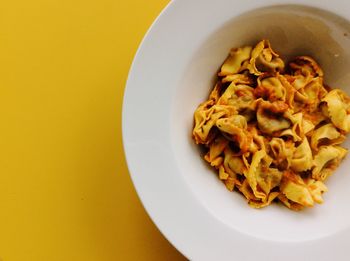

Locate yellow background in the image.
[0,0,185,260]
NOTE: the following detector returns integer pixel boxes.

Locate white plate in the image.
[123,0,350,260]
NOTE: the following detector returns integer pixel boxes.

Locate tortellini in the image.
[322,89,350,132]
[219,46,252,76]
[290,137,313,172]
[312,146,347,180]
[192,40,350,211]
[310,123,344,150]
[257,100,290,134]
[246,39,285,75]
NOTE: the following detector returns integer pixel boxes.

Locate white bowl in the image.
[123,0,350,260]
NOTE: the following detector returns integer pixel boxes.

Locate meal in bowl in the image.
[192,40,350,211]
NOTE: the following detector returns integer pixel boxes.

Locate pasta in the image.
[192,40,350,210]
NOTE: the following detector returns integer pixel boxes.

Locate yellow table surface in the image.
[0,0,186,260]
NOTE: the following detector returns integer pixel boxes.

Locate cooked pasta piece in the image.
[322,89,350,132]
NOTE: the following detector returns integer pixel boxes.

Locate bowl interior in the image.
[171,5,350,242]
